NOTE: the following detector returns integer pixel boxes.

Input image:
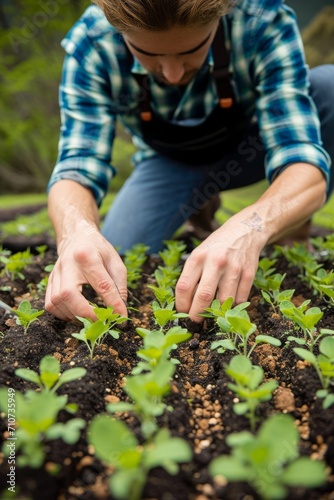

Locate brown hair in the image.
[93,0,238,32]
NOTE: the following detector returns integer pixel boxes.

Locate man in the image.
[46,0,333,323]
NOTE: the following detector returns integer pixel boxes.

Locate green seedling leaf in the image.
[255,335,281,347]
[88,415,139,466]
[281,457,327,487]
[293,348,317,366]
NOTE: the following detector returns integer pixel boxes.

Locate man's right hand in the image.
[45,225,128,322]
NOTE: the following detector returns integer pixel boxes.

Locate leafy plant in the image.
[209,413,327,500]
[108,361,175,439]
[0,248,33,280]
[124,243,150,290]
[14,300,45,334]
[253,259,294,313]
[294,335,334,408]
[211,307,281,357]
[15,354,86,394]
[73,305,127,358]
[280,300,324,351]
[88,416,192,500]
[0,389,85,468]
[201,297,250,319]
[225,355,278,431]
[151,300,189,329]
[134,326,192,373]
[274,243,315,271]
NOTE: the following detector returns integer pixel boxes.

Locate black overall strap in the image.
[211,19,234,108]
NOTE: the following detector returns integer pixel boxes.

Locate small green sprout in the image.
[36,245,48,258]
[134,325,192,373]
[280,300,323,351]
[0,248,34,280]
[151,300,189,329]
[211,307,281,357]
[225,355,278,431]
[88,416,192,500]
[254,259,294,313]
[107,361,175,439]
[73,305,127,358]
[0,389,85,468]
[15,300,45,334]
[15,354,86,393]
[124,243,150,290]
[294,335,334,408]
[209,413,327,500]
[274,242,315,271]
[147,284,175,308]
[159,240,187,268]
[311,233,334,260]
[201,297,250,319]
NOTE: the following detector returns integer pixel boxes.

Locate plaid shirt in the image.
[48,1,331,206]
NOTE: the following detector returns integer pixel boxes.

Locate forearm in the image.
[245,163,327,244]
[48,180,100,251]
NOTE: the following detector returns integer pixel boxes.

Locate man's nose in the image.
[160,57,185,84]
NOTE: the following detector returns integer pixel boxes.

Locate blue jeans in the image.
[102,65,334,253]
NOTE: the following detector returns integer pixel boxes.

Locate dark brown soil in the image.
[0,244,334,500]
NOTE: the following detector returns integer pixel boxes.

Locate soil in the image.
[0,242,334,500]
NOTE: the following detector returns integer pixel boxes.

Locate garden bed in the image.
[0,242,334,500]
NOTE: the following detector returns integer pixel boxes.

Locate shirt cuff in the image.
[47,157,116,207]
[266,143,331,196]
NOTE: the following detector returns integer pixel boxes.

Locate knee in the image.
[309,65,334,106]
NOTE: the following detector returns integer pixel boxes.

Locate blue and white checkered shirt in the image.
[48,1,331,206]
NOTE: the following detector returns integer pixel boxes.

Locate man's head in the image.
[93,0,238,32]
[94,0,238,85]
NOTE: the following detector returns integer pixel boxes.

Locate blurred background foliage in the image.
[0,0,333,196]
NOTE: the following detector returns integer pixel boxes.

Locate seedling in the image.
[8,300,44,335]
[225,355,278,431]
[108,361,175,439]
[88,416,192,500]
[124,243,150,290]
[151,300,189,329]
[211,307,281,357]
[254,259,294,313]
[209,413,327,500]
[147,284,175,308]
[134,325,192,373]
[0,389,85,468]
[15,300,44,334]
[73,305,127,358]
[201,297,250,320]
[159,240,187,268]
[294,335,334,407]
[311,233,334,260]
[274,242,315,271]
[15,354,86,393]
[0,248,34,280]
[279,300,323,351]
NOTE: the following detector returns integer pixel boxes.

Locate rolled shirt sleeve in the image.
[47,31,117,207]
[249,4,331,191]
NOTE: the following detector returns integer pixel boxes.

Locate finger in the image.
[188,266,221,322]
[45,269,79,321]
[216,264,242,304]
[175,256,202,313]
[235,267,256,304]
[83,266,128,318]
[47,266,96,321]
